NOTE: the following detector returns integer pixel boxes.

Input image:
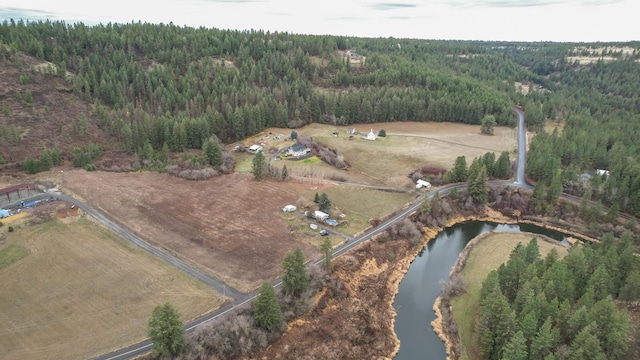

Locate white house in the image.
[287,143,310,157]
[248,144,263,153]
[364,129,377,141]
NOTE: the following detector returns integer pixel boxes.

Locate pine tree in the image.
[566,323,607,360]
[252,150,266,180]
[281,164,289,180]
[532,181,546,209]
[318,192,331,213]
[547,171,563,205]
[281,247,308,296]
[468,165,488,204]
[290,130,298,140]
[203,136,222,168]
[530,317,559,360]
[495,151,511,179]
[320,237,333,271]
[452,155,468,183]
[313,192,320,204]
[147,303,186,357]
[253,281,283,332]
[501,331,528,360]
[620,269,640,302]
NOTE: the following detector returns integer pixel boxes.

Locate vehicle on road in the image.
[319,229,329,236]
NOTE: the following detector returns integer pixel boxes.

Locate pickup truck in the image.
[319,230,329,236]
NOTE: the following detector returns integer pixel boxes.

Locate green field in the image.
[451,233,568,360]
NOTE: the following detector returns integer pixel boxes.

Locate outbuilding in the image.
[282,205,297,212]
[313,210,329,221]
[416,179,432,189]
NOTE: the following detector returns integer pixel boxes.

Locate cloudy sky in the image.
[1,0,637,42]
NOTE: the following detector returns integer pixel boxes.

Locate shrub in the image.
[178,168,218,180]
[8,226,14,232]
[440,273,466,300]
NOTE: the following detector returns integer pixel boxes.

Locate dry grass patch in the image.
[452,232,568,360]
[292,183,415,236]
[61,171,316,293]
[0,219,222,360]
[296,122,515,186]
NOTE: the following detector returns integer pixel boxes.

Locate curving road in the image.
[2,108,530,360]
[96,107,532,359]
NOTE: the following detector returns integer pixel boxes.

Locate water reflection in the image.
[393,221,571,359]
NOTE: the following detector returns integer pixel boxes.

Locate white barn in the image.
[364,129,377,141]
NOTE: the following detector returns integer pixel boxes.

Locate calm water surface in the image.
[392,221,569,359]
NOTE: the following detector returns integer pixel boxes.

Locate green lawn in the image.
[0,244,28,270]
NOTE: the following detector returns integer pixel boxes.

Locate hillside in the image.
[0,21,525,174]
[0,50,117,171]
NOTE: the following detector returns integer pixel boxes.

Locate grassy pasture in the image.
[451,232,568,360]
[291,183,416,237]
[289,122,516,187]
[0,219,222,360]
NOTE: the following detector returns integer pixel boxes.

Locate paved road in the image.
[514,108,527,185]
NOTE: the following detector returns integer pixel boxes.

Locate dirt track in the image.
[61,171,316,292]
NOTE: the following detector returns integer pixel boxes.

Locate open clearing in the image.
[0,219,221,360]
[451,232,568,360]
[249,122,517,187]
[233,122,516,187]
[61,171,318,292]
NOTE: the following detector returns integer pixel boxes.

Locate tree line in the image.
[0,20,522,162]
[478,235,638,360]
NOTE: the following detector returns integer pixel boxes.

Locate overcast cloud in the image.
[0,0,637,42]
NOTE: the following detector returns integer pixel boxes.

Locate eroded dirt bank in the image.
[254,206,589,360]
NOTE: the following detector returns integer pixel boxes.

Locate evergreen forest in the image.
[1,20,640,215]
[478,235,639,360]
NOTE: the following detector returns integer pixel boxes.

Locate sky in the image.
[0,0,638,42]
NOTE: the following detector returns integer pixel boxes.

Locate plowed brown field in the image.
[61,171,316,292]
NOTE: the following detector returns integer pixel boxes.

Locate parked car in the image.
[319,230,329,236]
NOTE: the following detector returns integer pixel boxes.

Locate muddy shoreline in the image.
[254,207,597,359]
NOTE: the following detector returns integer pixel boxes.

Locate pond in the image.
[392,221,571,359]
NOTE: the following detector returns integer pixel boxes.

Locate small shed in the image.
[248,145,263,153]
